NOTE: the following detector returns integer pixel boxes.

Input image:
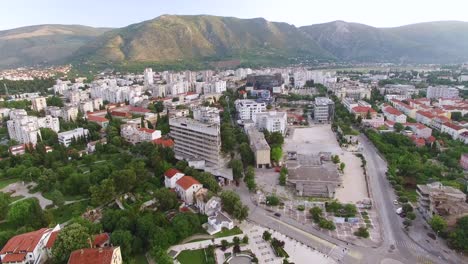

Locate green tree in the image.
[52,223,91,264]
[7,198,47,229]
[339,162,346,172]
[266,195,280,206]
[47,96,64,107]
[318,219,336,230]
[153,188,178,211]
[111,230,133,259]
[354,227,369,238]
[231,159,244,181]
[271,146,283,163]
[151,247,174,264]
[49,189,65,207]
[90,179,116,206]
[429,215,447,234]
[394,123,404,132]
[310,207,323,223]
[0,193,11,220]
[239,143,255,166]
[262,231,272,241]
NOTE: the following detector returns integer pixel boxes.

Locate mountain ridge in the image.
[1,15,468,69]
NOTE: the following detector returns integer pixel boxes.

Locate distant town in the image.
[1,63,468,264]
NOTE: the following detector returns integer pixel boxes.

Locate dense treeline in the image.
[0,78,55,95]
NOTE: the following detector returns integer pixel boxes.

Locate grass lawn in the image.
[0,178,19,189]
[49,200,89,223]
[214,226,243,238]
[177,249,207,264]
[42,191,85,202]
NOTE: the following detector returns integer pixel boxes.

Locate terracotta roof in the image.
[88,115,109,123]
[138,128,156,134]
[443,122,464,131]
[411,136,426,147]
[0,228,49,254]
[45,231,59,249]
[416,111,435,119]
[68,247,116,264]
[152,138,174,148]
[427,136,436,143]
[384,106,404,116]
[2,253,27,263]
[93,233,110,247]
[164,168,181,178]
[176,176,201,190]
[352,106,376,113]
[129,106,150,113]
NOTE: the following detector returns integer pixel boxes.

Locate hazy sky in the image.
[1,0,467,30]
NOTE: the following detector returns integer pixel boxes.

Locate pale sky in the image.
[1,0,467,30]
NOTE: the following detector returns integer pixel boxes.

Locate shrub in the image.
[319,219,336,230]
[398,197,408,203]
[297,205,305,211]
[266,195,280,206]
[354,227,369,238]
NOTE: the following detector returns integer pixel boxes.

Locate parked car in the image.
[274,212,281,217]
[393,200,399,205]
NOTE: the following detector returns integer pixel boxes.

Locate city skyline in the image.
[1,0,468,30]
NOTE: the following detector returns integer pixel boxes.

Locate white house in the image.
[205,211,235,235]
[234,99,266,120]
[164,168,185,188]
[58,128,89,147]
[175,176,203,205]
[441,122,468,140]
[382,106,407,123]
[0,225,60,264]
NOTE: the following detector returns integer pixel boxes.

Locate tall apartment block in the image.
[314,97,335,123]
[169,117,222,167]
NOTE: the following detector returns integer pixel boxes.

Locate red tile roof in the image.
[427,136,436,143]
[45,231,59,249]
[138,128,156,134]
[164,168,181,178]
[176,176,201,190]
[68,247,116,264]
[129,106,150,113]
[88,115,109,123]
[2,253,27,263]
[443,122,464,131]
[93,233,110,247]
[0,228,48,254]
[411,136,426,147]
[152,138,174,148]
[384,106,403,116]
[352,106,376,113]
[416,111,434,119]
[111,111,131,117]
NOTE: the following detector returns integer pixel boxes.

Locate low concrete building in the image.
[416,182,468,227]
[246,127,270,168]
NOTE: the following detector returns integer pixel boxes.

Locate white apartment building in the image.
[169,117,222,167]
[61,106,79,122]
[7,114,59,145]
[46,106,62,118]
[235,99,266,120]
[202,80,226,94]
[144,68,154,86]
[192,106,221,124]
[37,115,60,132]
[31,97,47,112]
[58,128,89,147]
[79,100,94,114]
[120,124,161,144]
[253,111,287,134]
[426,86,460,99]
[382,106,407,123]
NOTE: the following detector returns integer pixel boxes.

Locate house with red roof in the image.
[441,122,468,140]
[120,124,161,144]
[405,123,432,139]
[415,110,435,126]
[175,176,203,204]
[392,100,417,118]
[93,233,110,248]
[87,115,109,128]
[152,138,174,148]
[351,106,377,119]
[431,116,451,131]
[164,168,185,188]
[410,136,426,147]
[1,225,60,264]
[67,247,122,264]
[382,106,407,123]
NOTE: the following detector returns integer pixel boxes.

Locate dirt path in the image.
[1,182,52,209]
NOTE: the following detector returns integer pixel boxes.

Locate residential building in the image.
[405,123,432,139]
[382,106,407,123]
[61,106,79,122]
[391,100,417,119]
[441,122,467,140]
[169,117,222,167]
[362,114,385,128]
[417,182,468,227]
[164,168,185,188]
[427,86,459,99]
[205,211,235,235]
[415,111,435,127]
[0,226,60,264]
[460,153,468,170]
[31,97,47,112]
[87,115,109,128]
[234,99,266,120]
[175,176,203,204]
[87,139,107,154]
[253,111,287,134]
[351,106,377,119]
[93,233,111,248]
[7,114,58,145]
[144,68,154,86]
[68,247,122,264]
[192,106,221,124]
[58,128,89,147]
[313,97,335,123]
[120,124,161,144]
[246,127,271,168]
[9,144,27,156]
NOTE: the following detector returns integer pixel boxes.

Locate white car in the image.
[393,200,399,205]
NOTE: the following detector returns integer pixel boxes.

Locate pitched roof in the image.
[443,122,464,131]
[164,168,182,178]
[93,233,110,247]
[88,115,109,123]
[152,138,174,148]
[352,106,376,113]
[416,110,435,119]
[129,106,150,113]
[2,253,27,263]
[68,247,117,264]
[0,228,48,254]
[138,127,156,134]
[384,106,403,116]
[176,176,201,190]
[45,231,59,249]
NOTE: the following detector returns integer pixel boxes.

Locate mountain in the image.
[73,15,333,66]
[1,16,468,69]
[300,20,468,63]
[0,25,111,68]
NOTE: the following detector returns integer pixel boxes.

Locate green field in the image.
[177,249,206,264]
[50,200,89,223]
[214,226,243,238]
